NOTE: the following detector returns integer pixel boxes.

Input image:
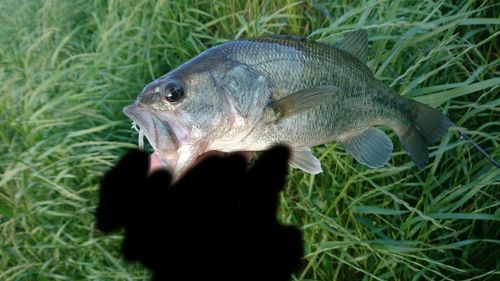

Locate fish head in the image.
[123,57,234,175]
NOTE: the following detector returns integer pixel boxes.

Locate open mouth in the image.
[123,103,180,152]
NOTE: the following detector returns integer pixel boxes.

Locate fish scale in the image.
[123,30,458,177]
[216,38,406,148]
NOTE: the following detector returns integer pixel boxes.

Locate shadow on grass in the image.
[95,145,303,281]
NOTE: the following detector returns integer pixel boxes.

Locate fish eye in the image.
[163,82,184,103]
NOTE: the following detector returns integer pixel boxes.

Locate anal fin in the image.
[339,128,393,168]
[289,147,322,174]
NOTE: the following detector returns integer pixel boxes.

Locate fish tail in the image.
[396,100,452,168]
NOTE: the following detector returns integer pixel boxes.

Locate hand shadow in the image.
[95,145,304,281]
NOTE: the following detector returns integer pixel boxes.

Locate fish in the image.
[123,30,498,178]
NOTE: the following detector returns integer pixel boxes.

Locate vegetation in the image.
[1,0,498,280]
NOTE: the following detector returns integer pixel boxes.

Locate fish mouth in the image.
[123,103,189,153]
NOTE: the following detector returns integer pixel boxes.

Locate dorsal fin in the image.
[334,29,368,64]
[270,34,307,41]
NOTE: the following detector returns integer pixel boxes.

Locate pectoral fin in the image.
[289,147,322,174]
[269,85,338,121]
[339,128,393,168]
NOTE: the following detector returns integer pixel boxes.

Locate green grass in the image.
[1,0,499,280]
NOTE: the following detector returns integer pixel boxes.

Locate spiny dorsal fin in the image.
[334,29,368,64]
[269,85,338,120]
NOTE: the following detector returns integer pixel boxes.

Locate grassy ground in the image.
[1,0,499,280]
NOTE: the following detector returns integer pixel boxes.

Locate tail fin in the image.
[397,101,452,168]
[397,100,499,168]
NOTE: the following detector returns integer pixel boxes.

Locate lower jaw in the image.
[148,150,255,176]
[149,153,163,174]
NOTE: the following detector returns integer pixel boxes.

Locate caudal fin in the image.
[397,101,452,168]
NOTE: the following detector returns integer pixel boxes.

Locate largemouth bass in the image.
[123,30,456,177]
